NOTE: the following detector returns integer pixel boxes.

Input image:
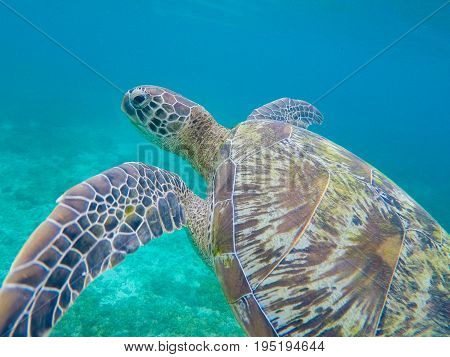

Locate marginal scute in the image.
[231,294,277,337]
[211,200,234,256]
[375,229,449,336]
[213,159,235,203]
[372,169,446,244]
[214,254,251,303]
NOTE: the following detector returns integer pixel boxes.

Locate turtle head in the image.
[121,85,200,145]
[122,85,229,178]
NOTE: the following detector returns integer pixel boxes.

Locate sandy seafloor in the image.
[0,1,448,336]
[0,121,243,336]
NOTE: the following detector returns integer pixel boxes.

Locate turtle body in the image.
[0,86,447,337]
[210,120,448,336]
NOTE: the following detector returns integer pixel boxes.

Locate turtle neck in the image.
[174,106,230,180]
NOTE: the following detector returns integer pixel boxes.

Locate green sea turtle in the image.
[0,85,448,337]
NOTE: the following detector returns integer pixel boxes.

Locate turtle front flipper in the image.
[247,98,323,129]
[0,162,201,336]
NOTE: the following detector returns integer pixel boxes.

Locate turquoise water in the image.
[0,1,448,336]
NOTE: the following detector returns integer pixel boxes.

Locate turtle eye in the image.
[130,90,150,109]
[133,95,146,105]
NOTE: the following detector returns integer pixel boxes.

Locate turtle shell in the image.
[210,120,448,337]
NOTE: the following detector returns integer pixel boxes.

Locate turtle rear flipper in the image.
[247,98,323,129]
[0,162,203,337]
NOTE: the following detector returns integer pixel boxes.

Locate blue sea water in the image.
[0,0,448,336]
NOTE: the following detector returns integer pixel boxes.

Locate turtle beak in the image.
[121,91,136,116]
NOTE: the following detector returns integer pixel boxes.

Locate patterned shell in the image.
[210,120,448,337]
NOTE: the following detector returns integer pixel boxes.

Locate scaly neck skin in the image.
[182,191,212,265]
[174,107,230,180]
